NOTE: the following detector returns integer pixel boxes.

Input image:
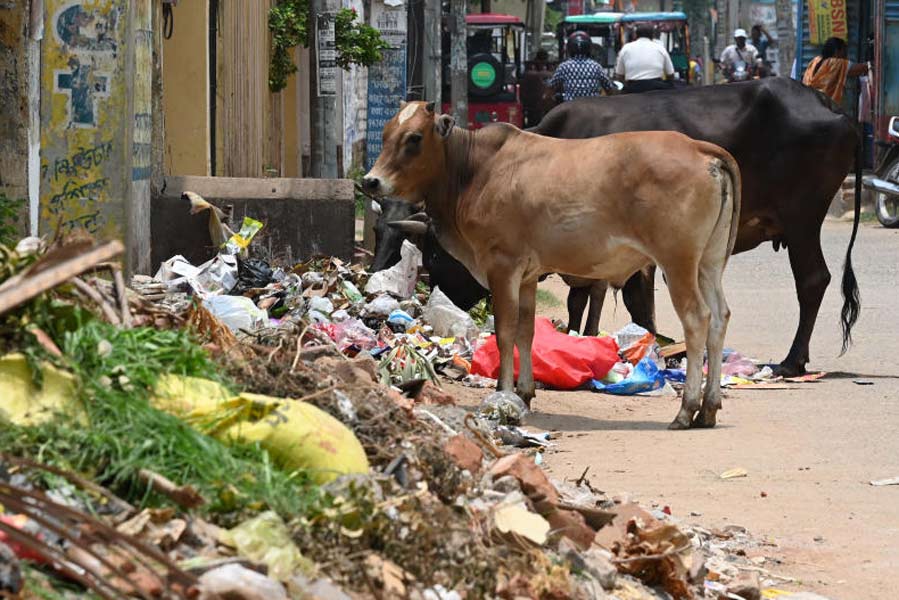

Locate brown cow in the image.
[363,101,741,429]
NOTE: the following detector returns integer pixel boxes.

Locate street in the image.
[456,219,899,599]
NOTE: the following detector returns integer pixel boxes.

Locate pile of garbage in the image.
[0,206,828,599]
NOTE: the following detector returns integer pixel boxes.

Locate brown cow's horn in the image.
[388,220,428,235]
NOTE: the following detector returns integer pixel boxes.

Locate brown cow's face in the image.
[362,101,455,203]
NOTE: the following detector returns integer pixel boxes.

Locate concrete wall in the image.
[151,176,355,273]
[0,2,40,237]
[39,0,152,273]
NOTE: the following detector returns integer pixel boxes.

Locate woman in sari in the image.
[802,37,868,103]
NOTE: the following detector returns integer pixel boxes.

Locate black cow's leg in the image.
[622,265,657,333]
[780,237,831,376]
[566,286,588,334]
[582,280,608,336]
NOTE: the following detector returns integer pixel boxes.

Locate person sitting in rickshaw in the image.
[547,31,615,102]
[614,24,676,93]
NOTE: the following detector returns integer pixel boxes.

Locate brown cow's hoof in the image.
[691,410,717,428]
[668,417,692,430]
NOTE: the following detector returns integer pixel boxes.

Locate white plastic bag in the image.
[194,254,238,295]
[364,240,422,298]
[362,294,401,317]
[203,295,268,332]
[422,287,478,339]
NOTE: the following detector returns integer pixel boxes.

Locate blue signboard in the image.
[366,3,407,171]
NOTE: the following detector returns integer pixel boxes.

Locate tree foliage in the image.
[269,1,389,92]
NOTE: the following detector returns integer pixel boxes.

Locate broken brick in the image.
[444,435,483,473]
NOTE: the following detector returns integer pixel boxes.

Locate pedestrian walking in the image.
[802,36,869,103]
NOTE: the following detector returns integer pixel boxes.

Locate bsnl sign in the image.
[807,0,849,46]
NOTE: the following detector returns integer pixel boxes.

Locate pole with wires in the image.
[449,0,468,126]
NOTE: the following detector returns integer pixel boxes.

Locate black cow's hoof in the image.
[773,362,806,378]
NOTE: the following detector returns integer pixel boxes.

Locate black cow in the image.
[370,197,488,310]
[531,77,861,375]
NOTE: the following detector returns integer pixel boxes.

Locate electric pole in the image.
[309,0,340,178]
[423,0,442,106]
[449,0,468,126]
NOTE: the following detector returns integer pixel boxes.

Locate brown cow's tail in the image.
[715,150,742,265]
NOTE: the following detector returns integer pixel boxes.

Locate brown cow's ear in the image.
[425,101,436,113]
[436,114,455,138]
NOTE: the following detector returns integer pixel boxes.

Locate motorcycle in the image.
[728,59,750,82]
[862,116,899,228]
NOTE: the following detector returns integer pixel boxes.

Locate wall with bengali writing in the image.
[39,0,130,241]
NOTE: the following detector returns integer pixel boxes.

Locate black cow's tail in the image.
[839,130,863,355]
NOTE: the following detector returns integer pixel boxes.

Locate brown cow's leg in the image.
[664,264,710,430]
[582,280,608,337]
[489,268,522,399]
[566,286,588,335]
[694,261,731,428]
[515,280,538,402]
[779,240,831,376]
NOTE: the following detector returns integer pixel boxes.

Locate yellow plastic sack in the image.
[0,353,84,426]
[152,375,369,484]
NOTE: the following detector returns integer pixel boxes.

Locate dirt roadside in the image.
[451,221,899,599]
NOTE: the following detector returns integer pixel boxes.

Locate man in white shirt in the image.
[615,24,676,93]
[719,28,759,80]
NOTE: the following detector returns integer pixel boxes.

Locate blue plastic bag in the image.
[661,368,687,383]
[592,357,665,395]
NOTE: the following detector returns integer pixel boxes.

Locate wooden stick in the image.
[72,277,122,326]
[0,240,124,315]
[110,263,132,328]
[138,469,206,509]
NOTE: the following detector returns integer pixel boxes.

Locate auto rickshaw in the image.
[556,12,624,76]
[619,12,691,84]
[441,13,526,129]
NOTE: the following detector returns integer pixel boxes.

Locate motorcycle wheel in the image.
[875,157,899,228]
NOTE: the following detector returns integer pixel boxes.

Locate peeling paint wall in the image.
[39,0,151,274]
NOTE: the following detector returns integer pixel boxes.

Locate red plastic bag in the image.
[471,318,619,389]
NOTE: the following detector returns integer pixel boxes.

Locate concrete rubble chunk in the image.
[197,564,288,600]
[560,539,618,591]
[488,453,560,504]
[288,574,354,600]
[725,571,760,600]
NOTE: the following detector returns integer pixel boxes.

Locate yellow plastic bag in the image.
[0,353,84,426]
[219,511,314,582]
[152,375,369,484]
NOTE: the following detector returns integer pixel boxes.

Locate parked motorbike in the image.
[862,116,899,228]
